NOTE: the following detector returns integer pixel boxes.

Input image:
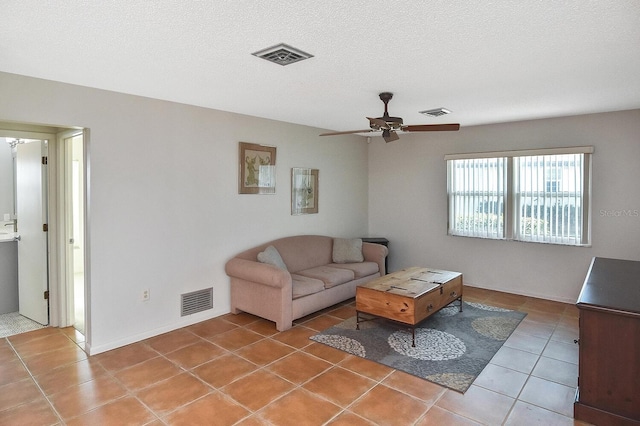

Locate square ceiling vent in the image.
[252,43,314,66]
[419,108,452,118]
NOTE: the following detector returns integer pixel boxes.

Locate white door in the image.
[16,140,49,325]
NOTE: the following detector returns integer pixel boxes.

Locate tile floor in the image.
[0,287,593,425]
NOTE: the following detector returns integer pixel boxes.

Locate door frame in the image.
[0,125,89,347]
[56,128,88,332]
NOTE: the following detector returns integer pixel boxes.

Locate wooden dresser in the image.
[574,257,640,425]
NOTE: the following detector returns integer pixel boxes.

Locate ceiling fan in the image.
[320,92,460,142]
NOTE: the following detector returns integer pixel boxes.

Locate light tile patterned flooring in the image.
[0,286,592,425]
[0,312,46,338]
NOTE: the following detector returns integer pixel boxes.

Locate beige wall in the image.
[368,109,640,303]
[0,72,369,353]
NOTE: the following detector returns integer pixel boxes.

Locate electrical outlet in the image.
[142,289,150,301]
[3,213,10,221]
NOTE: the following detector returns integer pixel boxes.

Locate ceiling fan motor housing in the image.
[375,115,403,129]
[372,92,404,129]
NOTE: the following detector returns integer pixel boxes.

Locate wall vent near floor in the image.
[181,288,213,316]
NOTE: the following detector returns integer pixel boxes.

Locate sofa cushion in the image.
[329,261,379,279]
[257,245,287,270]
[273,235,333,273]
[332,238,364,263]
[296,266,355,289]
[290,274,326,299]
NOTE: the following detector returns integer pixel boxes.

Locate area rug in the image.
[310,301,526,393]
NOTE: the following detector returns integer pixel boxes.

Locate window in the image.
[446,147,592,246]
[447,157,507,239]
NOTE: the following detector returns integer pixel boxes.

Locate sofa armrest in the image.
[362,242,389,275]
[225,257,291,288]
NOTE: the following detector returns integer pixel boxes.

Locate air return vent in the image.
[252,43,314,66]
[181,288,213,316]
[419,107,452,117]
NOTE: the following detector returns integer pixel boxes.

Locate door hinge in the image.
[43,223,48,232]
[44,290,49,300]
[42,156,48,165]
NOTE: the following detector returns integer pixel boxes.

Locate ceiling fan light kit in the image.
[320,92,460,142]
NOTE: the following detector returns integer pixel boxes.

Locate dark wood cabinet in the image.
[575,257,640,425]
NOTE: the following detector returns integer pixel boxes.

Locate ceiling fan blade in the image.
[319,129,374,136]
[382,130,400,143]
[367,117,390,130]
[402,124,460,132]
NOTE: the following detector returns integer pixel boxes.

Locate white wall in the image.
[4,69,638,351]
[0,72,369,354]
[369,110,640,303]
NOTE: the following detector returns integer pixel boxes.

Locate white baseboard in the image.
[86,308,229,355]
[463,282,577,305]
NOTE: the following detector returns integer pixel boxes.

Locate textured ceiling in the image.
[2,1,640,133]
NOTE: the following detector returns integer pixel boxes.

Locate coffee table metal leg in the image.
[356,311,360,330]
[412,327,416,347]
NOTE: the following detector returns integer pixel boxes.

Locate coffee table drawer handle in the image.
[450,291,458,298]
[427,304,434,312]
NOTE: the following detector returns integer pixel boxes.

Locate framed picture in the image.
[291,168,319,215]
[239,142,276,194]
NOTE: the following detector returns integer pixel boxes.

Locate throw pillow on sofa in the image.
[257,245,288,270]
[332,238,364,263]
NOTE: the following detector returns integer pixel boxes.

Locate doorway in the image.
[0,123,88,341]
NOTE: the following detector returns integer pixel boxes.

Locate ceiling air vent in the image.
[419,108,452,118]
[181,288,213,316]
[252,43,314,66]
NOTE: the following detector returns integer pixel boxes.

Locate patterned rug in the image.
[0,312,46,338]
[310,301,526,393]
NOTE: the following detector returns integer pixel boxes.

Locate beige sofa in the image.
[225,235,388,331]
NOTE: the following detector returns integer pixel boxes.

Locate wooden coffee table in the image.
[355,267,463,346]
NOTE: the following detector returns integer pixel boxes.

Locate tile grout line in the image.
[2,293,581,425]
[6,329,72,425]
[61,338,163,425]
[463,298,579,424]
[502,311,578,423]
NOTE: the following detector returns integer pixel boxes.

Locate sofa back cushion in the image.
[332,238,364,263]
[234,235,334,273]
[272,235,334,273]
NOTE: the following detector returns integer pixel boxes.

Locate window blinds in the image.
[446,147,592,246]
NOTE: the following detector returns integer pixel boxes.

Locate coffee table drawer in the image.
[414,290,444,323]
[440,276,462,306]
